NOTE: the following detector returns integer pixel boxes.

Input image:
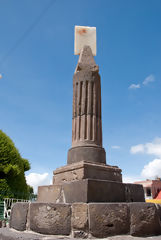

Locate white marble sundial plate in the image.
[74,26,96,56]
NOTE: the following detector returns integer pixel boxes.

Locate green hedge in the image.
[0,130,33,199]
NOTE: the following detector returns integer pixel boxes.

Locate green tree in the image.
[0,130,32,199]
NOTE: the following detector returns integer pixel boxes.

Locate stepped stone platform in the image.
[38,161,144,204]
[8,202,161,238]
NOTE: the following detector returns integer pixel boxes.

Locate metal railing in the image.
[0,198,30,221]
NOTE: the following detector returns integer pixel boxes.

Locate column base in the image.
[67,145,106,164]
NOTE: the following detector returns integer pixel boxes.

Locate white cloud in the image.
[26,172,51,193]
[143,74,155,85]
[145,138,161,158]
[123,175,142,183]
[130,138,161,158]
[128,74,155,90]
[130,138,161,180]
[141,159,161,179]
[129,84,140,89]
[130,144,144,154]
[111,145,120,149]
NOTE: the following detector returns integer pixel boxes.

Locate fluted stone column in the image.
[68,46,106,164]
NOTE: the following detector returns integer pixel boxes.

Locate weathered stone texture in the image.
[67,146,106,165]
[63,180,88,203]
[71,203,88,238]
[88,179,126,202]
[71,203,88,231]
[125,183,145,202]
[84,162,122,182]
[88,203,130,237]
[9,202,29,231]
[129,203,161,236]
[53,163,84,184]
[8,202,161,237]
[53,161,122,185]
[62,179,145,203]
[156,204,161,221]
[71,46,102,147]
[37,185,63,203]
[68,46,106,165]
[62,179,127,203]
[29,203,71,235]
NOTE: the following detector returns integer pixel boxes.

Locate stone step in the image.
[9,202,161,237]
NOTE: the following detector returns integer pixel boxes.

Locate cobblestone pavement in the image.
[0,228,161,240]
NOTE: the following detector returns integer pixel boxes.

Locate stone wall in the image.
[9,202,161,237]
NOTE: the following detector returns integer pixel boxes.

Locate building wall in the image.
[134,179,161,199]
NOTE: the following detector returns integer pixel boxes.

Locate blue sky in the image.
[0,0,161,191]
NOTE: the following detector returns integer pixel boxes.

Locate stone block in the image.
[125,183,145,202]
[71,203,88,231]
[84,162,122,182]
[156,204,161,221]
[53,161,122,184]
[67,146,106,165]
[88,203,130,237]
[63,179,126,203]
[88,179,125,202]
[53,163,84,184]
[9,202,29,231]
[29,203,71,235]
[63,180,88,203]
[129,202,161,236]
[37,185,63,203]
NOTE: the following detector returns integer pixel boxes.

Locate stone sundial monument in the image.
[8,26,161,238]
[37,26,142,203]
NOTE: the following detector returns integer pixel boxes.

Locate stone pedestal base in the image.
[9,202,161,237]
[37,161,144,203]
[37,179,145,203]
[53,161,122,184]
[62,179,145,203]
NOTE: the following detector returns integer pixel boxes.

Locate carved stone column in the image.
[67,46,106,164]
